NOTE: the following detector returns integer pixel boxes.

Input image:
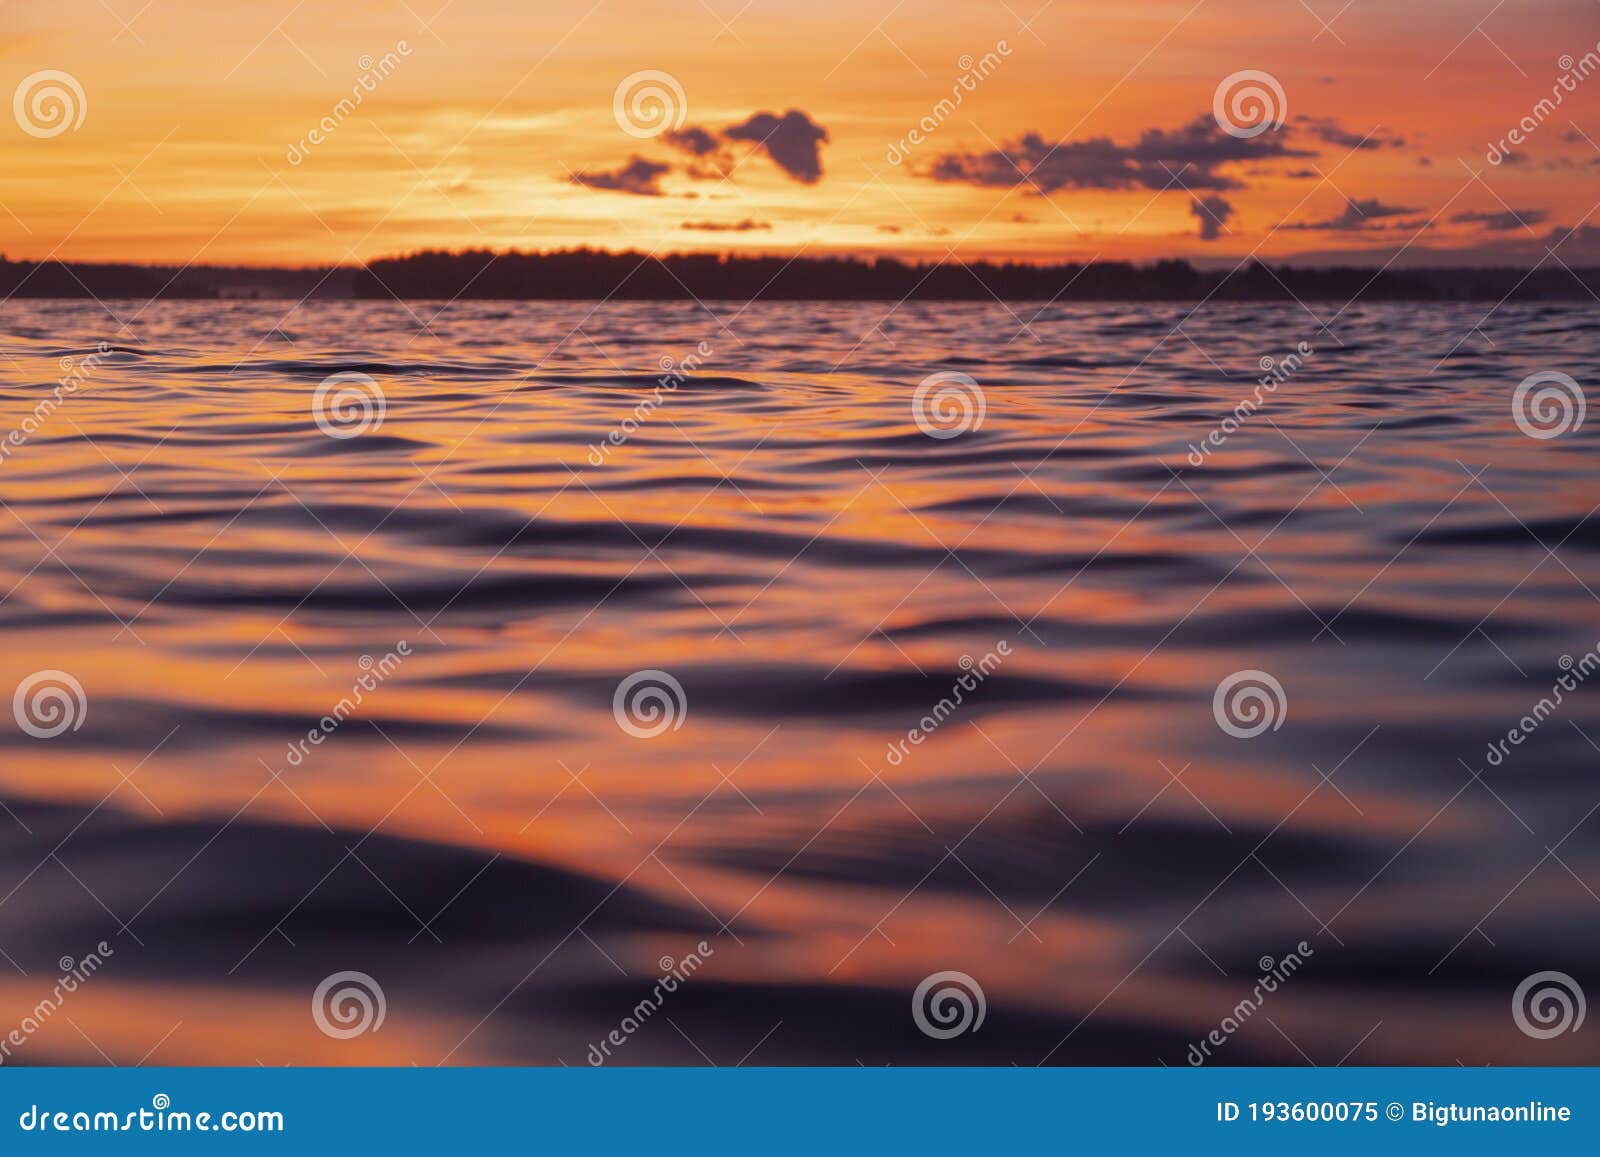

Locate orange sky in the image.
[2,0,1598,266]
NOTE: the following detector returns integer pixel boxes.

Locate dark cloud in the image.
[1296,116,1403,150]
[1452,208,1548,232]
[1287,196,1423,232]
[1189,194,1234,241]
[574,109,831,190]
[664,126,721,157]
[1130,117,1312,169]
[724,109,830,183]
[681,219,772,232]
[923,115,1311,193]
[664,126,737,179]
[877,224,903,233]
[568,155,670,196]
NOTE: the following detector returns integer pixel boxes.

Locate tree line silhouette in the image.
[3,250,1596,302]
[356,250,1600,302]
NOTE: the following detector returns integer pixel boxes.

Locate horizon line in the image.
[3,248,1596,276]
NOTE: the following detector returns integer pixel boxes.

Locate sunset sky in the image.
[3,0,1599,266]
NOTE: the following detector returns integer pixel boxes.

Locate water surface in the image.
[0,298,1596,1065]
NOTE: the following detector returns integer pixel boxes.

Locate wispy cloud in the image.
[921,115,1313,193]
[568,155,671,196]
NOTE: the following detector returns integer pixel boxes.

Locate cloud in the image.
[724,109,830,183]
[1130,117,1312,169]
[1452,208,1548,232]
[663,126,721,156]
[568,155,670,196]
[923,115,1311,193]
[1287,196,1422,231]
[1189,194,1234,241]
[574,108,831,190]
[663,126,737,178]
[1296,116,1403,150]
[681,219,772,231]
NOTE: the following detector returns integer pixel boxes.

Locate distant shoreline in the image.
[2,251,1596,302]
